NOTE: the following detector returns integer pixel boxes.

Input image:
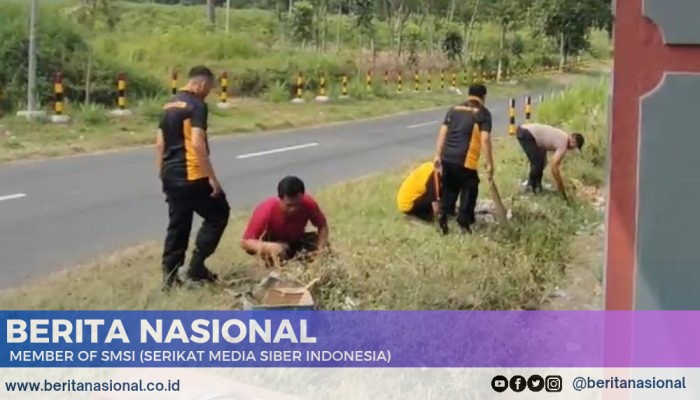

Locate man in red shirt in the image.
[242,176,329,265]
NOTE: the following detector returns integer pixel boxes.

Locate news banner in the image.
[1,311,698,399]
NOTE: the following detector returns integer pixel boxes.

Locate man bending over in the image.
[241,176,329,266]
[516,123,584,201]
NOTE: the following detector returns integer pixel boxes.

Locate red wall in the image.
[606,0,700,309]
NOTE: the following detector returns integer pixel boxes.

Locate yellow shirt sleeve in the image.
[396,162,434,213]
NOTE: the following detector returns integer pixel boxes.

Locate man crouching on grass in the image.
[241,176,330,267]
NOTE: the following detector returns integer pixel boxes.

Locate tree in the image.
[405,22,423,68]
[533,0,612,69]
[71,0,120,29]
[483,0,531,81]
[442,23,463,62]
[291,1,314,48]
[68,0,121,104]
[206,0,216,27]
[354,0,375,54]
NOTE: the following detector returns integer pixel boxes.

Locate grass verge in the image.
[0,69,598,164]
[0,78,608,310]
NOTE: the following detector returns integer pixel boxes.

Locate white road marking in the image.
[236,142,319,159]
[406,120,439,129]
[0,193,27,202]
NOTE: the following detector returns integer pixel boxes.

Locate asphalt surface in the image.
[0,93,540,288]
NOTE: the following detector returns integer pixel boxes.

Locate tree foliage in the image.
[441,23,463,61]
[533,0,611,58]
[292,1,315,44]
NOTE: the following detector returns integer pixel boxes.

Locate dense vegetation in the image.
[0,0,611,111]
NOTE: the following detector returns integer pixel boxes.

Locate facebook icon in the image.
[510,375,526,392]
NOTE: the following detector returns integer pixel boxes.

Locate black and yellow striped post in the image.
[426,70,432,92]
[481,70,488,83]
[414,70,420,92]
[509,98,516,136]
[170,70,178,95]
[451,71,457,88]
[341,74,349,98]
[525,96,532,122]
[292,72,305,103]
[117,72,127,110]
[219,72,229,104]
[50,71,71,122]
[472,71,478,85]
[366,70,373,92]
[463,70,468,87]
[53,72,64,116]
[397,71,403,93]
[384,70,389,88]
[440,70,445,90]
[315,72,329,102]
[319,72,327,97]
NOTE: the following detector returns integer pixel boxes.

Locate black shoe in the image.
[161,264,183,291]
[186,250,219,283]
[459,225,472,235]
[438,218,449,235]
[186,263,219,283]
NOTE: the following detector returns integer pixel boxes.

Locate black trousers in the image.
[260,231,320,260]
[439,161,480,228]
[516,127,547,192]
[162,179,230,274]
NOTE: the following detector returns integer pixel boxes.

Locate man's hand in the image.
[262,242,289,257]
[209,177,222,198]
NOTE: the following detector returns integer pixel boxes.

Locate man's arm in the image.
[551,149,568,201]
[191,130,217,180]
[481,131,494,180]
[191,103,221,196]
[315,225,329,249]
[308,199,329,250]
[155,129,164,175]
[241,204,288,257]
[479,110,494,180]
[435,109,452,165]
[241,239,287,257]
[434,124,448,164]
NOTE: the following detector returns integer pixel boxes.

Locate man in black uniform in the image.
[434,84,494,235]
[156,66,230,290]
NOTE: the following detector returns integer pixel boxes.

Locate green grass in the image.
[0,78,608,310]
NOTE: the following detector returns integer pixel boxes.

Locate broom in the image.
[488,176,508,224]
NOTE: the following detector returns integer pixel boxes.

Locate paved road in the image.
[0,93,541,288]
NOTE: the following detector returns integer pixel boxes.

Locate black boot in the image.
[438,215,449,235]
[161,262,183,291]
[186,249,219,283]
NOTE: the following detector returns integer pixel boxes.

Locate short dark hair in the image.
[188,66,214,82]
[468,84,487,99]
[277,176,305,198]
[571,133,585,150]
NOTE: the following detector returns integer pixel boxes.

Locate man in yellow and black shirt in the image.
[434,84,494,235]
[396,161,441,222]
[157,66,230,290]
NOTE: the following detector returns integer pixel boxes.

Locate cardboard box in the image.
[242,277,317,310]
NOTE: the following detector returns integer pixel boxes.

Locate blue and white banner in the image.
[2,311,700,399]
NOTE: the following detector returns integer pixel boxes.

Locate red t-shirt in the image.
[242,195,327,244]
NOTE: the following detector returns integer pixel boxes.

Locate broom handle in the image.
[433,169,441,201]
